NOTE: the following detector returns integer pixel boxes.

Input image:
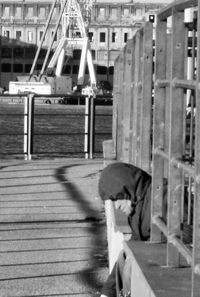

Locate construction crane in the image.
[9,0,96,96]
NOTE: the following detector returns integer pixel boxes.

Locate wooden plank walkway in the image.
[0,158,108,297]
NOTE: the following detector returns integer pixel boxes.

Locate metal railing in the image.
[0,93,112,159]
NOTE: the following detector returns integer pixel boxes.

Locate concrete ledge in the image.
[124,240,200,297]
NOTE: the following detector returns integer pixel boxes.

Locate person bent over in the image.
[98,162,156,297]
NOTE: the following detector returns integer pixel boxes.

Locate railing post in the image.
[84,96,90,159]
[24,93,34,160]
[89,96,95,159]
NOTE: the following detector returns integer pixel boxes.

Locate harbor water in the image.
[0,101,113,159]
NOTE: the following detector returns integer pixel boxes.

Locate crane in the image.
[9,0,97,96]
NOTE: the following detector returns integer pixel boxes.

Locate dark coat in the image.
[98,162,152,240]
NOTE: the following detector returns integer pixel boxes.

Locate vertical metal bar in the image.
[140,22,153,173]
[167,8,186,267]
[192,1,200,295]
[84,96,89,159]
[151,19,167,242]
[89,96,94,159]
[24,96,28,160]
[30,94,35,156]
[26,94,34,161]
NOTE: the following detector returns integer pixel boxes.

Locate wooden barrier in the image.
[104,0,200,296]
[112,22,153,173]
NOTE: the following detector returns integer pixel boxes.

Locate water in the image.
[0,102,113,159]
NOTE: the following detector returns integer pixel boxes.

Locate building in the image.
[0,0,172,89]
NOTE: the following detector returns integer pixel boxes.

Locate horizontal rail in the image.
[172,78,198,90]
[157,0,198,21]
[154,148,196,178]
[155,78,199,90]
[153,215,193,266]
[168,234,193,265]
[155,79,170,89]
[152,215,167,235]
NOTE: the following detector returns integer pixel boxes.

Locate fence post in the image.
[24,94,34,160]
[84,96,90,159]
[89,96,95,159]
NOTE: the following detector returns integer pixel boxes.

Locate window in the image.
[13,64,23,73]
[26,6,34,18]
[38,7,46,18]
[3,6,10,18]
[88,32,93,42]
[99,7,105,18]
[52,7,59,19]
[97,66,107,75]
[36,64,42,71]
[25,47,36,59]
[111,8,117,19]
[72,65,79,74]
[124,33,128,43]
[15,6,22,18]
[100,32,106,43]
[136,8,142,16]
[28,31,33,42]
[25,64,32,73]
[112,32,117,43]
[73,50,81,60]
[39,31,44,41]
[2,63,11,72]
[2,47,12,58]
[16,31,22,41]
[14,47,24,59]
[109,66,114,75]
[4,30,10,38]
[91,50,96,60]
[123,8,129,16]
[63,65,71,75]
[51,31,57,41]
[39,49,47,59]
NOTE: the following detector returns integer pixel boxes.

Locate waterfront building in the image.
[0,0,172,89]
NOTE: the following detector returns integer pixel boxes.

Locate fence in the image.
[0,94,112,159]
[105,0,200,296]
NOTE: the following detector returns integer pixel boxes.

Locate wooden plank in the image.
[136,29,144,168]
[151,20,167,242]
[112,55,120,154]
[167,8,186,267]
[121,39,135,162]
[116,50,125,160]
[140,22,153,173]
[130,31,140,165]
[128,37,136,163]
[192,1,200,295]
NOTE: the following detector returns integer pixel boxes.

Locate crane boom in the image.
[9,0,96,95]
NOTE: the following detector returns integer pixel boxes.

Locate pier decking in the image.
[0,158,108,297]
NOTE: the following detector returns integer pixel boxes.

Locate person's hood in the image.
[98,162,151,203]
